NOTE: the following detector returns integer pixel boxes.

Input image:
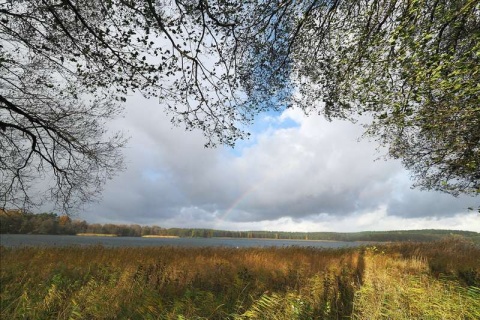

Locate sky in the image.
[79,94,480,232]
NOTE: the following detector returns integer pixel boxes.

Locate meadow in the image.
[1,237,479,319]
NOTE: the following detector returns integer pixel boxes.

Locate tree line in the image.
[0,209,159,237]
[1,210,478,242]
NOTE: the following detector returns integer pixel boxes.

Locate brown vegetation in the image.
[1,238,479,319]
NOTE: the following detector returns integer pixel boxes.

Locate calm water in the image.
[0,234,367,248]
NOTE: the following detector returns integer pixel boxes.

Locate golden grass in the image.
[353,248,480,319]
[1,238,478,319]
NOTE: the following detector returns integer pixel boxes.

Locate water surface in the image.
[0,234,370,248]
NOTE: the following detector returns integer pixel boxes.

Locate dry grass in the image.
[0,246,361,319]
[1,238,478,319]
[353,246,480,319]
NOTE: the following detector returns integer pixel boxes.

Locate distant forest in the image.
[1,210,479,243]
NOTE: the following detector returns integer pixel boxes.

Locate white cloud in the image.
[79,95,479,232]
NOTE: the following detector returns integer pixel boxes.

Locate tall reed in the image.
[1,238,478,319]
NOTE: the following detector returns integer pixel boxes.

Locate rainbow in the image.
[216,184,261,223]
[215,169,284,223]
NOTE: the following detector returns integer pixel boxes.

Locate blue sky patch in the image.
[228,109,300,156]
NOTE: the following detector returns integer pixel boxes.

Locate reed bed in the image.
[353,245,480,319]
[1,238,478,319]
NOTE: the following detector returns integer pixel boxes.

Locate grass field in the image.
[1,237,479,319]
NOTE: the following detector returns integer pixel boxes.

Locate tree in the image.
[0,0,249,212]
[1,0,128,211]
[1,0,478,214]
[231,0,480,196]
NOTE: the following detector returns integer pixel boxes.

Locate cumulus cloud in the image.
[80,95,479,232]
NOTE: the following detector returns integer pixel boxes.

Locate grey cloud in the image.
[387,189,477,218]
[81,96,479,227]
[218,116,400,220]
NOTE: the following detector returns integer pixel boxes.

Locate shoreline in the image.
[76,233,117,237]
[141,235,180,238]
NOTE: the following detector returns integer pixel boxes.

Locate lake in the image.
[0,234,368,248]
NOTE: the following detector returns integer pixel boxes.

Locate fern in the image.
[235,292,313,320]
[237,293,284,319]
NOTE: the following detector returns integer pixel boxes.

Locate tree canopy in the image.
[233,0,479,196]
[1,0,478,212]
[1,0,247,211]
